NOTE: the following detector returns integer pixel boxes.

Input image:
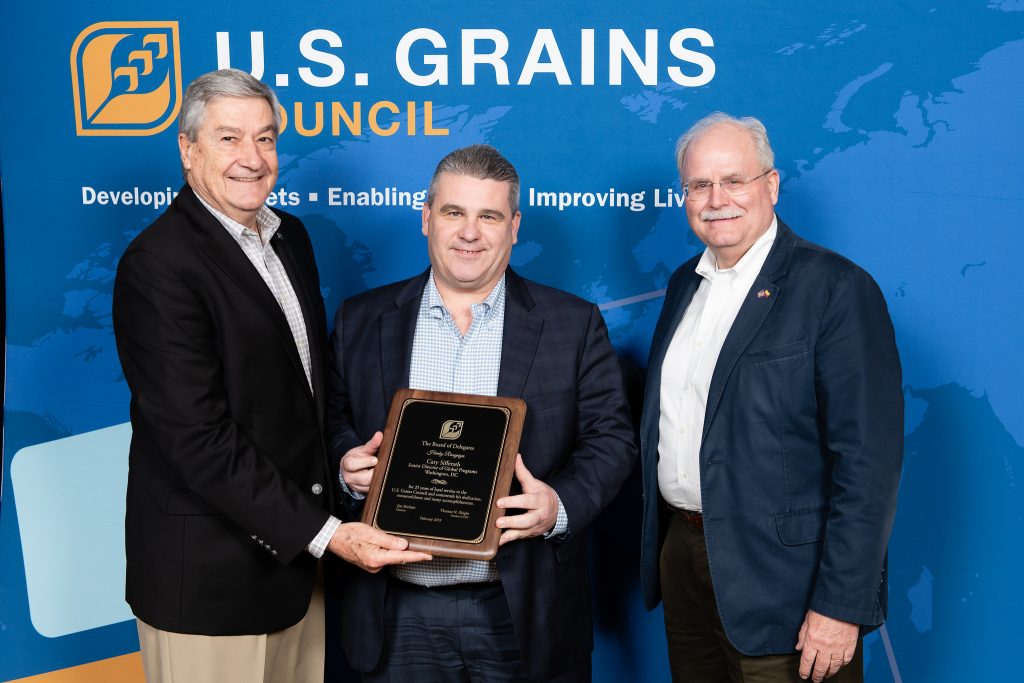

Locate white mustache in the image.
[700,208,745,221]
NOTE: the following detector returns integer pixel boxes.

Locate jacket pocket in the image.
[744,339,809,368]
[555,533,585,563]
[775,507,827,545]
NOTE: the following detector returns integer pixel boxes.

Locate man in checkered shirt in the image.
[327,144,637,682]
[114,69,429,683]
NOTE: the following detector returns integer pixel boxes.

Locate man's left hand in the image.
[495,454,558,545]
[795,610,859,682]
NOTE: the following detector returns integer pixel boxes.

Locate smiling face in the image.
[178,95,278,229]
[681,122,779,268]
[422,173,521,300]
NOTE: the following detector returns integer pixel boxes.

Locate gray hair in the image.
[675,112,775,178]
[427,144,521,215]
[178,68,281,142]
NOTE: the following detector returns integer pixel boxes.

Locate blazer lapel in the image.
[497,270,543,399]
[379,271,429,406]
[183,190,312,405]
[641,263,701,449]
[702,221,797,440]
[272,223,323,409]
[647,268,702,384]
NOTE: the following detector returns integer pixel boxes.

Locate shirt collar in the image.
[695,215,778,281]
[194,191,281,246]
[424,270,507,321]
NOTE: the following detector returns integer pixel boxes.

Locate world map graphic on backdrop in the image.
[1,2,1022,681]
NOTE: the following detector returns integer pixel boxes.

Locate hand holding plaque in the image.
[495,454,560,545]
[360,389,526,560]
[341,431,383,494]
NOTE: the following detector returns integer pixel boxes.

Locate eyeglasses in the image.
[682,169,773,199]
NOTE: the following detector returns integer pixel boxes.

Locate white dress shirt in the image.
[657,217,778,511]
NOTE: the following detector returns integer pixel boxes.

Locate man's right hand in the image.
[327,522,432,573]
[341,431,382,493]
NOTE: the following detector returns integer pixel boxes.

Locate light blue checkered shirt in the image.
[392,271,567,586]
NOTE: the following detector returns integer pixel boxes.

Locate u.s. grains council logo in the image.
[439,420,464,440]
[70,21,182,136]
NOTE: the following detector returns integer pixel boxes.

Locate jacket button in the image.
[311,483,323,495]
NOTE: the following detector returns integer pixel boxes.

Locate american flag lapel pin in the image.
[756,289,771,299]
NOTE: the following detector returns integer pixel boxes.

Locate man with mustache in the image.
[639,113,903,682]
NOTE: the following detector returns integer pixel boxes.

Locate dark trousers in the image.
[660,512,863,683]
[363,579,590,683]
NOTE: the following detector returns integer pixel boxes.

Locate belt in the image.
[673,507,704,531]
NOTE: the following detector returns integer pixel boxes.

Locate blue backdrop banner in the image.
[1,1,1022,681]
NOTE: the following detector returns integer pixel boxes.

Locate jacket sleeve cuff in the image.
[809,589,884,626]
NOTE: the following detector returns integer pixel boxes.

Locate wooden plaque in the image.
[361,389,526,560]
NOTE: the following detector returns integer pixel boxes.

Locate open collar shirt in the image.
[657,217,778,511]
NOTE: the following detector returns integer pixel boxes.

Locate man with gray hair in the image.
[639,113,903,682]
[327,144,636,681]
[113,68,428,683]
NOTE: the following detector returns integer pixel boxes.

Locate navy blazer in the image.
[327,268,637,680]
[113,186,332,635]
[639,220,903,655]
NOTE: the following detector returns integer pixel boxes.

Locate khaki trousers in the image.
[660,512,863,683]
[137,566,325,683]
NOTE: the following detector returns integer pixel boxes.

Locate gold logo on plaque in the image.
[439,420,464,440]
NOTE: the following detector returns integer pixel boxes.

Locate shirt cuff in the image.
[339,470,366,501]
[307,515,341,558]
[543,494,569,539]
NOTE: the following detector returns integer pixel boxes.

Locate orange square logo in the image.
[70,21,182,136]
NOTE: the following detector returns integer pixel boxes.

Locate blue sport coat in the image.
[639,220,903,655]
[327,268,637,680]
